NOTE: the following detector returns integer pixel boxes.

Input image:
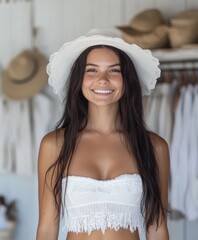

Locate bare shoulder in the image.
[40,129,64,155]
[41,128,64,146]
[148,131,170,171]
[38,129,65,172]
[149,131,169,155]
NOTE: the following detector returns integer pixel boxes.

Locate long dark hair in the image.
[46,45,166,231]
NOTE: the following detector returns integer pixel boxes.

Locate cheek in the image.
[118,77,124,90]
[82,76,92,86]
[82,77,88,89]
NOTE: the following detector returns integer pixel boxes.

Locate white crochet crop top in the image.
[61,173,145,235]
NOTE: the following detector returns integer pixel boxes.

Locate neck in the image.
[85,103,121,134]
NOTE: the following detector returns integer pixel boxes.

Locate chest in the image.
[67,132,138,179]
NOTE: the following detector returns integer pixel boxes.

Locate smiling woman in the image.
[36,29,170,240]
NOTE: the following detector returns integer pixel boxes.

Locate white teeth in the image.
[93,90,113,94]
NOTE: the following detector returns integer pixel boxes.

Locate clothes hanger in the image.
[160,64,173,84]
[182,69,189,86]
[190,69,196,86]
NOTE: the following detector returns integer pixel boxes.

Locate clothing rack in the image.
[159,60,198,72]
[152,48,198,71]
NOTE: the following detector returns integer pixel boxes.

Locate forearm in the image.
[36,225,59,240]
[146,224,169,240]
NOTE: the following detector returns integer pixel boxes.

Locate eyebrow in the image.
[86,63,120,67]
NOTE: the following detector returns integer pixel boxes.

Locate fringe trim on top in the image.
[62,202,145,235]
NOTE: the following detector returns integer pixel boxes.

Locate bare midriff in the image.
[66,228,140,240]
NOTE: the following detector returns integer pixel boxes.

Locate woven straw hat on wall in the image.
[2,50,48,100]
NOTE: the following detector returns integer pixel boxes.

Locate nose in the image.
[97,72,109,85]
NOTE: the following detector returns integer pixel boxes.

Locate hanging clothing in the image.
[0,97,8,172]
[0,92,54,176]
[144,67,198,220]
[186,85,198,220]
[15,100,33,175]
[176,85,193,214]
[144,81,177,145]
[169,86,185,212]
[0,97,33,175]
[145,84,163,133]
[158,81,177,146]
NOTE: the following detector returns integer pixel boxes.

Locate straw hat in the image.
[116,9,169,49]
[117,9,164,35]
[2,50,48,100]
[170,9,198,25]
[169,9,198,48]
[169,20,198,48]
[122,25,169,49]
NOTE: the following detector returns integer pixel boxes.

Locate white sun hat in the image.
[47,29,161,102]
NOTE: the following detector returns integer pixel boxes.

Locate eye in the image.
[85,68,97,73]
[109,68,121,73]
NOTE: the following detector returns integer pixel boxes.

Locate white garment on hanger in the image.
[0,97,5,171]
[170,85,194,215]
[0,92,55,175]
[170,86,185,212]
[15,100,33,176]
[186,84,198,220]
[158,81,177,146]
[177,85,193,214]
[7,100,20,172]
[145,84,163,133]
[0,97,21,173]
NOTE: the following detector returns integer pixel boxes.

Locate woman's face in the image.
[82,47,124,107]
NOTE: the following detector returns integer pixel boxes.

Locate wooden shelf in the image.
[151,48,198,62]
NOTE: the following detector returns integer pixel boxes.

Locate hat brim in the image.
[3,50,48,100]
[47,35,161,102]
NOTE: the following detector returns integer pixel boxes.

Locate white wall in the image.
[0,0,198,239]
[0,2,32,69]
[33,0,198,58]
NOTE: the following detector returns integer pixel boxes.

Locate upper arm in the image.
[147,132,170,239]
[36,131,63,240]
[152,133,170,217]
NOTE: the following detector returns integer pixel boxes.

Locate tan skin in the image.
[36,48,170,240]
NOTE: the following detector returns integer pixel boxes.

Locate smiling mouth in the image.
[92,89,114,94]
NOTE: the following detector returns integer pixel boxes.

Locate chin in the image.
[89,101,119,107]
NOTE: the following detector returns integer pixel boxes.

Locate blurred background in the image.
[0,0,198,239]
